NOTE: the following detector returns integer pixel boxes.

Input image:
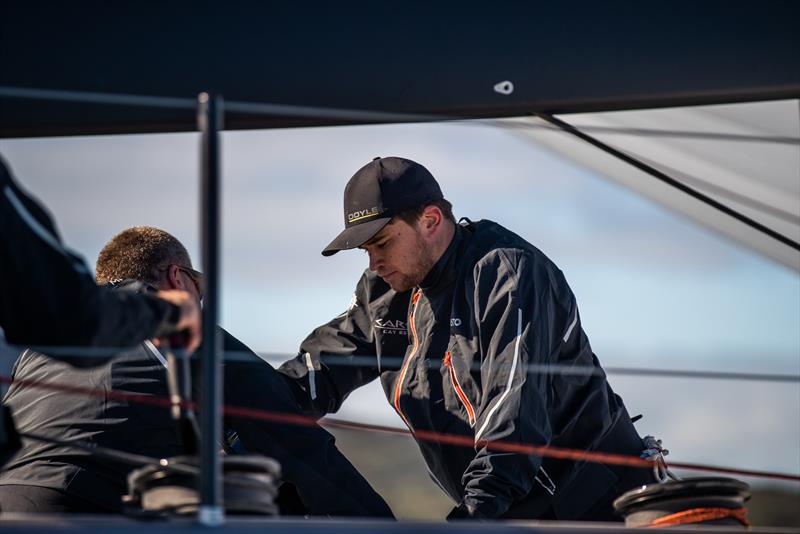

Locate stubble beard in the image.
[388,233,436,293]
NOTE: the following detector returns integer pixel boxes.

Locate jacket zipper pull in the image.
[393,289,423,430]
[445,351,476,427]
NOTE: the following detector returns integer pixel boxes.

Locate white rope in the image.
[641,435,680,483]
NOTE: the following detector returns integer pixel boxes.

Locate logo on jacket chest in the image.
[374,318,407,335]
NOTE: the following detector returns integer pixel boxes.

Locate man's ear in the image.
[165,264,182,290]
[420,205,443,234]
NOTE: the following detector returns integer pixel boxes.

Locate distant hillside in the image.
[747,488,800,527]
[323,425,452,520]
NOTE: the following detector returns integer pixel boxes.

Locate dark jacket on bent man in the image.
[1,324,392,517]
[280,220,653,520]
[0,157,179,349]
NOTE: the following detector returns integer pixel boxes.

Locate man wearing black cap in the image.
[280,157,654,521]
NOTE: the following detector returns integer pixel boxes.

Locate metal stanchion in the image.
[197,92,224,526]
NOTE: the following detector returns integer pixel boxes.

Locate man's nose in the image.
[368,252,382,273]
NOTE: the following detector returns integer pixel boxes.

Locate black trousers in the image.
[0,485,107,514]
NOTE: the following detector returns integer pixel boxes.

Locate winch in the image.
[125,454,281,517]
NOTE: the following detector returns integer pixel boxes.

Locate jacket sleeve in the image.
[278,271,380,417]
[455,249,572,519]
[219,329,393,518]
[0,157,179,348]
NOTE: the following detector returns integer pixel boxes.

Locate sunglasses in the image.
[159,264,204,299]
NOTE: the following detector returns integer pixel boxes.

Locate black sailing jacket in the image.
[1,324,392,517]
[0,156,178,348]
[280,220,653,520]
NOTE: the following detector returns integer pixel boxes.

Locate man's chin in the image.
[383,274,412,293]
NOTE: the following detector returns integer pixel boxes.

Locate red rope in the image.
[2,373,799,482]
[649,507,750,527]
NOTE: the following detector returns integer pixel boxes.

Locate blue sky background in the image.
[1,120,798,487]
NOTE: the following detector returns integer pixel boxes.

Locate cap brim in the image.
[321,217,392,256]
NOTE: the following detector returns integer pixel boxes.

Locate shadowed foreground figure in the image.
[0,155,199,491]
[0,227,392,518]
[281,157,656,521]
[0,157,200,353]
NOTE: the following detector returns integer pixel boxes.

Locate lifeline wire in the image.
[19,431,196,474]
[2,373,798,483]
[12,345,800,384]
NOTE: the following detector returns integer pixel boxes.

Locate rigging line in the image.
[495,120,800,145]
[261,354,800,384]
[2,373,799,482]
[631,154,800,225]
[3,85,799,145]
[219,407,800,482]
[18,431,197,475]
[0,86,196,110]
[0,85,448,124]
[319,418,800,483]
[537,113,800,252]
[312,356,800,383]
[602,366,800,383]
[19,344,192,359]
[10,346,800,383]
[502,115,800,222]
[309,356,800,384]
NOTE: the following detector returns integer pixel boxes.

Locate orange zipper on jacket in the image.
[393,289,422,429]
[444,351,476,427]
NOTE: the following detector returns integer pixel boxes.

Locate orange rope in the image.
[650,507,750,528]
[2,373,799,482]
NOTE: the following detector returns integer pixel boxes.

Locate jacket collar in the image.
[419,223,466,294]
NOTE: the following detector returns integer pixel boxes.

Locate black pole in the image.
[197,92,224,526]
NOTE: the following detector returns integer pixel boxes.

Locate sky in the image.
[1,118,798,488]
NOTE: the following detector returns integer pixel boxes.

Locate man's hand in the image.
[155,290,201,353]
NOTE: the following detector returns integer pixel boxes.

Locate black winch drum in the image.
[125,455,281,517]
[613,477,751,528]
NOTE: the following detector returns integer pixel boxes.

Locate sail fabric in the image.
[499,100,800,270]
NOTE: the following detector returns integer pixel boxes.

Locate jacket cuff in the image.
[447,501,488,520]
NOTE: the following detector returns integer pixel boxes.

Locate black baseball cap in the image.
[322,157,443,256]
